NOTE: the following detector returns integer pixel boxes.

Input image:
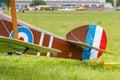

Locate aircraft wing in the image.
[0,36,61,53]
[67,40,115,56]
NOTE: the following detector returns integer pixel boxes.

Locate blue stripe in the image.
[82,25,96,60]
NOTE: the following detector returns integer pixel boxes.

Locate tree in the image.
[106,0,120,7]
[106,0,113,3]
[30,0,46,6]
[106,0,114,5]
[117,0,120,6]
[0,0,10,7]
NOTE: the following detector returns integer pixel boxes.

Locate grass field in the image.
[1,10,120,80]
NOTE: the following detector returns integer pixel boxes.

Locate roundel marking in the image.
[9,26,34,43]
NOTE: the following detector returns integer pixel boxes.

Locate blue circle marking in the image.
[9,26,34,43]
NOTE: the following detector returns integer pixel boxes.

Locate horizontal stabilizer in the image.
[67,40,115,56]
[0,36,61,53]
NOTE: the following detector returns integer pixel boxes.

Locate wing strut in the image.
[10,0,18,39]
[23,47,29,54]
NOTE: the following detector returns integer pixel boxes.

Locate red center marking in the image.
[19,37,24,41]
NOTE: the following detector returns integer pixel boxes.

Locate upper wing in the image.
[0,36,61,53]
[67,40,115,56]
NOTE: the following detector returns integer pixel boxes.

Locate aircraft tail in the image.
[66,24,107,60]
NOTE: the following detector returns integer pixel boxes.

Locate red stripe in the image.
[97,30,107,58]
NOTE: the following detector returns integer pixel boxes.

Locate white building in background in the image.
[15,0,32,9]
[15,0,112,8]
[44,0,106,8]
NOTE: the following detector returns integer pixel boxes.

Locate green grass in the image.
[1,10,120,80]
[0,54,120,80]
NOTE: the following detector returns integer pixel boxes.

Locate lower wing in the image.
[0,36,61,53]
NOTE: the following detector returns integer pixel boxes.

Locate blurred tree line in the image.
[106,0,120,6]
[30,0,46,6]
[0,0,10,7]
[116,0,120,6]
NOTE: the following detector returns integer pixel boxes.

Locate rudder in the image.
[66,24,107,60]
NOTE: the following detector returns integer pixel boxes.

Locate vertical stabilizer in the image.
[66,24,107,60]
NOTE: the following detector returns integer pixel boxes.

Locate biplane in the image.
[0,0,114,61]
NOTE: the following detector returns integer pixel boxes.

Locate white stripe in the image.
[47,36,54,57]
[37,32,44,56]
[39,32,44,46]
[90,26,103,59]
[37,52,40,56]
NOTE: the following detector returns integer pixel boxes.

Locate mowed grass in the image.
[1,10,120,80]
